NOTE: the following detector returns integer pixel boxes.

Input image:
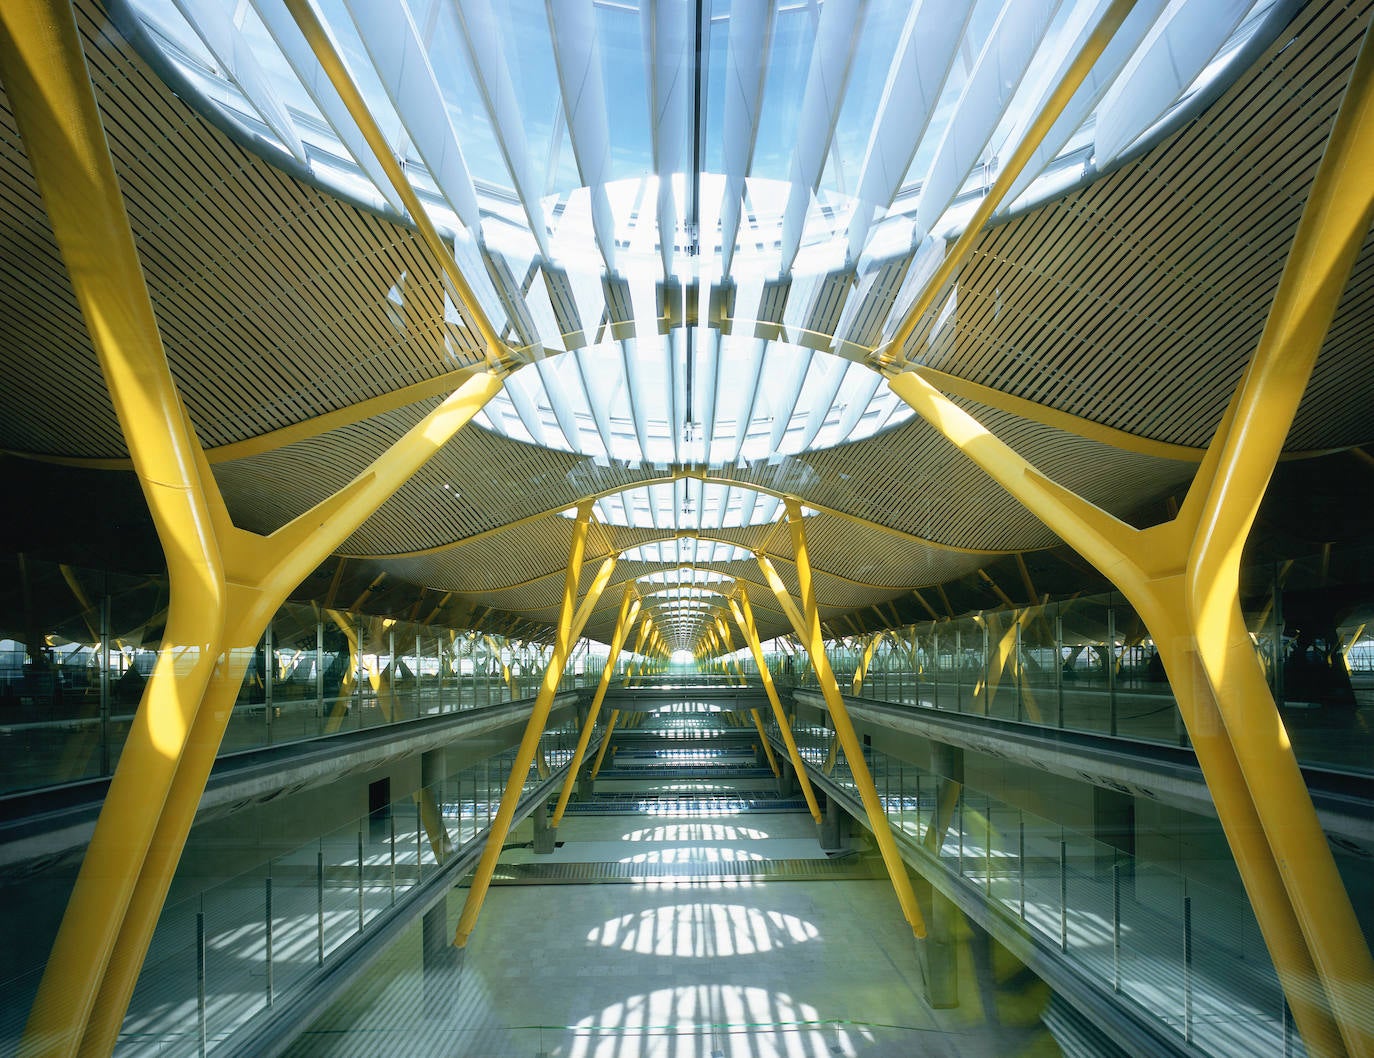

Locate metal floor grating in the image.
[601,766,774,778]
[562,795,808,814]
[487,855,884,885]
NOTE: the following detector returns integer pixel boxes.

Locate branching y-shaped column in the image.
[551,586,642,827]
[883,23,1374,1047]
[728,586,822,825]
[453,503,616,946]
[758,502,927,941]
[0,5,509,1056]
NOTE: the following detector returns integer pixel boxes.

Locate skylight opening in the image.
[118,0,1288,476]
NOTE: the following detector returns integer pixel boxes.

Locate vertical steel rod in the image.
[986,795,993,896]
[1018,813,1026,921]
[1113,860,1122,993]
[356,828,364,932]
[1184,890,1194,1043]
[196,904,207,1058]
[1059,835,1068,952]
[264,621,274,744]
[315,849,324,967]
[264,875,273,1007]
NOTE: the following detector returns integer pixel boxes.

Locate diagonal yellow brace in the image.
[879,0,1137,369]
[852,631,885,696]
[0,5,506,1055]
[1185,21,1374,1054]
[453,503,614,946]
[759,504,927,940]
[729,588,822,824]
[622,614,653,687]
[591,709,620,777]
[551,586,641,827]
[281,0,509,366]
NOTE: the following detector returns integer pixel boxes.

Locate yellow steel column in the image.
[0,9,225,1053]
[1184,24,1374,1052]
[453,505,613,946]
[0,4,515,1053]
[882,22,1374,1051]
[714,615,778,775]
[729,587,822,824]
[852,632,885,696]
[716,617,751,688]
[591,710,620,777]
[885,378,1344,1057]
[551,587,641,827]
[759,503,927,940]
[622,614,652,686]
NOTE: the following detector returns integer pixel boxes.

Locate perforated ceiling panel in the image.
[1,0,1371,652]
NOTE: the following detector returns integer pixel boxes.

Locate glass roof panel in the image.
[620,541,755,565]
[118,0,1287,549]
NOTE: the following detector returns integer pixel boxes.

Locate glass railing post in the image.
[1107,602,1118,736]
[265,620,274,744]
[264,872,274,1007]
[315,846,324,966]
[1059,829,1068,952]
[1184,880,1194,1045]
[1054,606,1064,729]
[314,619,324,731]
[196,896,207,1058]
[1113,859,1122,994]
[1018,812,1026,920]
[99,588,111,776]
[356,826,364,933]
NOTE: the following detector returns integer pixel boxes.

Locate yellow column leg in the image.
[622,615,652,687]
[852,632,884,696]
[1184,24,1374,1052]
[759,503,927,940]
[551,587,641,827]
[748,710,781,777]
[0,8,512,1051]
[729,587,822,824]
[452,505,614,946]
[591,710,620,777]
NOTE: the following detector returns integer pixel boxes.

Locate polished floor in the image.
[285,811,1062,1058]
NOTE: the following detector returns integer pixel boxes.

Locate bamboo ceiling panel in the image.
[926,0,1374,452]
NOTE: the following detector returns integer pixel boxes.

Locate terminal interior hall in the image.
[1,0,1373,1055]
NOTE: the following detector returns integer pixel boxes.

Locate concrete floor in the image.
[285,812,1062,1058]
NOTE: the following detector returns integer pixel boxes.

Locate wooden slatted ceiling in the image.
[1290,229,1374,450]
[1,0,1370,645]
[933,0,1373,452]
[0,95,124,456]
[0,4,488,458]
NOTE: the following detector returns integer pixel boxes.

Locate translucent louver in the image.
[117,0,1285,472]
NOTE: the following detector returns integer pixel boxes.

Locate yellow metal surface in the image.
[453,502,613,947]
[762,500,928,940]
[728,587,822,825]
[748,710,781,778]
[1183,24,1374,1054]
[0,4,508,1048]
[879,0,1136,367]
[851,632,884,696]
[591,709,620,777]
[552,587,641,827]
[281,0,509,364]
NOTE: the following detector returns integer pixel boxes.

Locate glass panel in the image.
[1058,596,1112,734]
